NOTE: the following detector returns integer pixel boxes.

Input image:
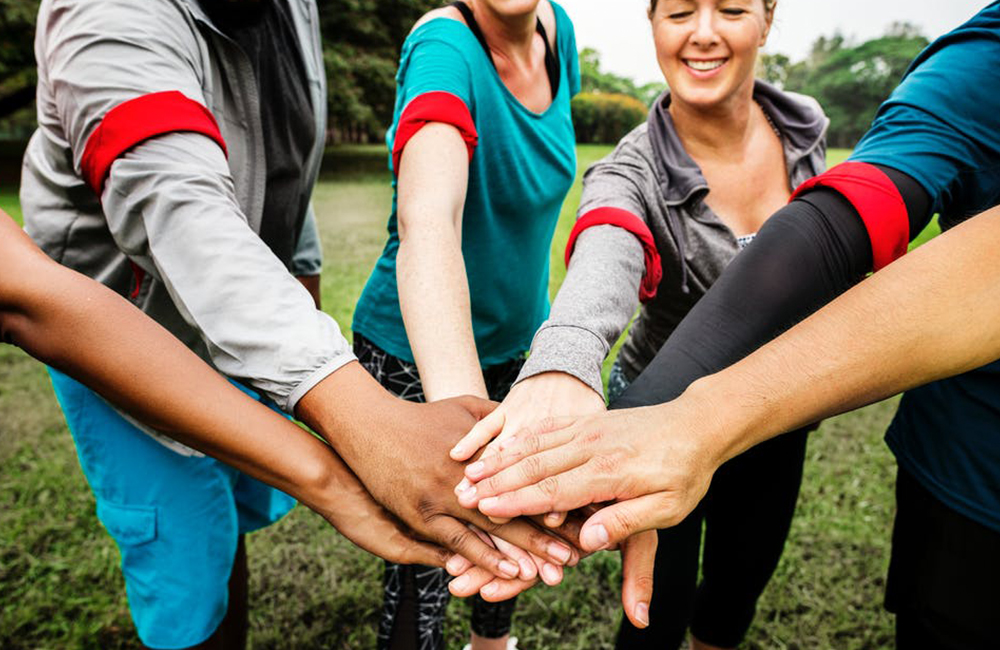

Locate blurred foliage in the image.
[579,47,665,108]
[572,92,648,145]
[759,22,929,148]
[0,0,40,138]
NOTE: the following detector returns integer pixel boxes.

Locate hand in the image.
[311,449,453,567]
[297,362,581,578]
[455,398,727,552]
[451,371,606,526]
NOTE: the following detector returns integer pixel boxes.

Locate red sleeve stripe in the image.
[80,91,228,195]
[790,161,909,271]
[392,91,478,176]
[565,207,663,303]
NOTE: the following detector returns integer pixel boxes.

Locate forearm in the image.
[396,122,485,401]
[687,206,1000,464]
[0,226,348,515]
[398,232,486,400]
[517,226,644,396]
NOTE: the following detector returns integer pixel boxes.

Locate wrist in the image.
[668,377,749,470]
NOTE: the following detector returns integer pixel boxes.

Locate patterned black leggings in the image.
[354,334,522,650]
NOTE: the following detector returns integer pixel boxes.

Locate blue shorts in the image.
[47,369,296,649]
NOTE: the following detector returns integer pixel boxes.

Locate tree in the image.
[579,47,664,107]
[0,0,40,135]
[783,25,928,148]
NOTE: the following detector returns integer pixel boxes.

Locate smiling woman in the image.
[451,0,832,648]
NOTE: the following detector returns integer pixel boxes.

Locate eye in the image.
[668,10,694,19]
[721,7,748,15]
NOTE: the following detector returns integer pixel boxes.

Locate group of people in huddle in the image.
[2,0,999,648]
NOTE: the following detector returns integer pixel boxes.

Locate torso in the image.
[695,103,791,236]
[414,1,557,114]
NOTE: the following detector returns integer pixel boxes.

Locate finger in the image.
[476,464,617,520]
[477,516,575,567]
[433,517,521,578]
[463,418,578,483]
[620,530,657,629]
[479,575,540,602]
[490,533,538,580]
[580,492,680,552]
[445,554,473,577]
[451,408,505,462]
[459,444,588,509]
[456,394,500,421]
[449,567,535,600]
[400,540,453,569]
[544,511,568,528]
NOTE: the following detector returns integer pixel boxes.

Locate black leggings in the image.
[615,427,809,649]
[354,334,521,650]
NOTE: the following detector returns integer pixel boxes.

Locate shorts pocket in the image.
[97,501,157,546]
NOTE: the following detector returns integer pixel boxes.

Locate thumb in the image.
[620,530,657,629]
[580,492,676,551]
[451,406,505,461]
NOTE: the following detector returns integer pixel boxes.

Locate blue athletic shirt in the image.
[850,2,1000,533]
[352,2,580,366]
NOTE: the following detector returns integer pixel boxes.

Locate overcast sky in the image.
[558,0,991,85]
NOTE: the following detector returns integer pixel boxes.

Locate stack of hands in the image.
[301,365,732,629]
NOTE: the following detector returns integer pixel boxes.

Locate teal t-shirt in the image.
[352,2,580,366]
[850,2,1000,533]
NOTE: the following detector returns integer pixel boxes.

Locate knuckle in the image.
[537,476,561,504]
[520,455,544,482]
[592,453,619,476]
[416,498,439,523]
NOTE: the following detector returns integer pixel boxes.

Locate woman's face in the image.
[651,0,772,110]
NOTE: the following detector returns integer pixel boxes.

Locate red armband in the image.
[791,162,909,271]
[565,207,663,302]
[392,92,478,176]
[80,91,228,195]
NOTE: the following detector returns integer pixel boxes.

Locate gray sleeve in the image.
[43,0,354,412]
[291,202,323,277]
[104,134,355,413]
[516,140,653,395]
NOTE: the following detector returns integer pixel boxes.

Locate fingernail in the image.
[635,602,649,627]
[548,542,571,564]
[545,512,561,525]
[454,478,471,495]
[481,582,499,598]
[450,444,464,457]
[446,555,465,575]
[583,524,610,550]
[451,575,470,592]
[518,558,536,579]
[479,496,499,512]
[541,562,561,585]
[499,560,519,578]
[459,485,477,502]
[467,461,485,477]
[498,436,516,450]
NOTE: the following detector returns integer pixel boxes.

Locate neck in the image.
[469,0,538,64]
[668,83,758,160]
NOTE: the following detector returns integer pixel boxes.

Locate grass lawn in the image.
[0,144,929,648]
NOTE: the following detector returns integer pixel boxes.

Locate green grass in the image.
[1,145,912,648]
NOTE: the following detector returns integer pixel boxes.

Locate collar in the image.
[646,79,828,206]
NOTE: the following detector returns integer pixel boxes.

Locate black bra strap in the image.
[449,1,560,99]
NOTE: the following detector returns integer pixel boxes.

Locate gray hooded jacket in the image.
[20,0,355,436]
[518,81,828,395]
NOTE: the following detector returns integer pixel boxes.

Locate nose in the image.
[690,7,720,48]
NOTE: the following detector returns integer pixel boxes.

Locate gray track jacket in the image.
[518,82,828,395]
[20,0,354,424]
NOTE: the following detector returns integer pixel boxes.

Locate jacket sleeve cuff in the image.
[515,325,608,397]
[284,351,358,414]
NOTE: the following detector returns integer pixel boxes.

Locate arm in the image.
[396,122,486,401]
[0,211,443,567]
[451,143,655,465]
[43,1,572,576]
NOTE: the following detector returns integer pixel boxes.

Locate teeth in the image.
[686,59,725,71]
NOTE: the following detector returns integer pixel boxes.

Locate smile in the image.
[684,59,728,72]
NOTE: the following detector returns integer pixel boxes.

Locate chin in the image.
[479,0,541,16]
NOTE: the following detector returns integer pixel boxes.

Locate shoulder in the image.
[410,5,465,34]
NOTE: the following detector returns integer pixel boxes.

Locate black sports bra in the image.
[449,1,561,100]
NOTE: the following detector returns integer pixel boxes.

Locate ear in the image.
[761,1,776,46]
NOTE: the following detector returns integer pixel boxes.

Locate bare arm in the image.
[0,211,444,566]
[395,122,487,401]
